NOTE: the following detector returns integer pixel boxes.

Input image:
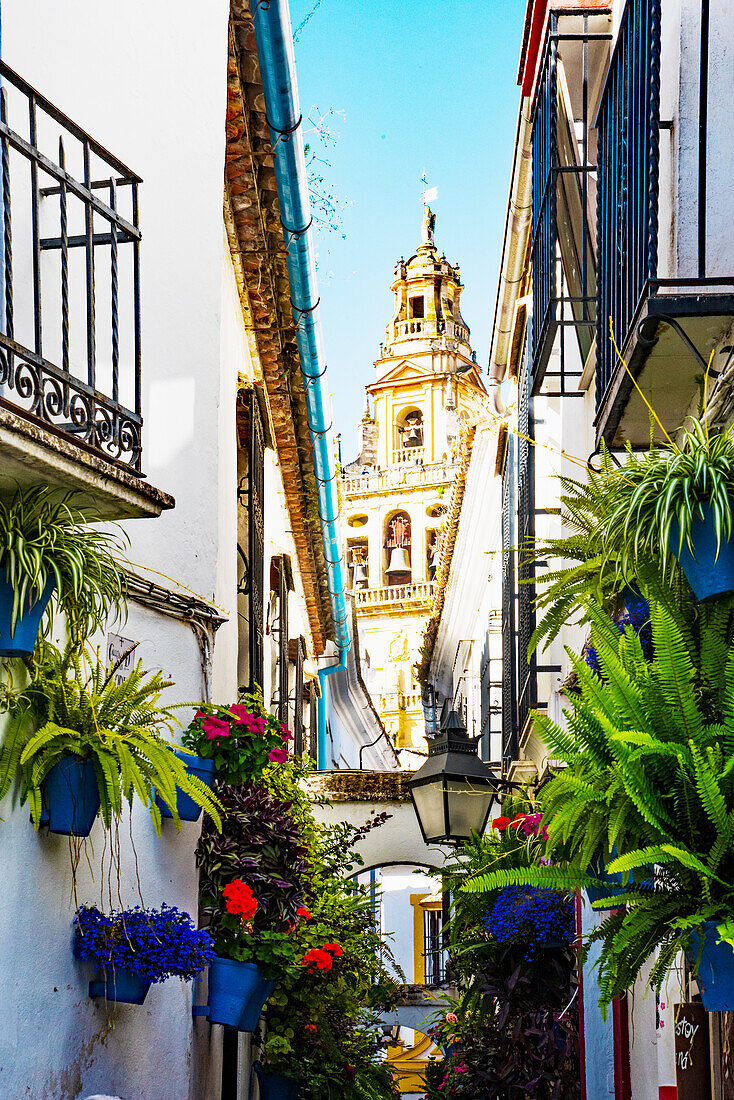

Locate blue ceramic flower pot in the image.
[89,969,151,1005]
[157,752,216,822]
[669,506,734,601]
[43,756,100,836]
[585,847,653,910]
[0,571,54,657]
[254,1064,299,1100]
[686,922,734,1011]
[207,957,276,1031]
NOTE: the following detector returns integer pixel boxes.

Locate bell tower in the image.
[341,211,486,757]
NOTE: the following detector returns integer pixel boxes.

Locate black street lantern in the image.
[409,708,502,845]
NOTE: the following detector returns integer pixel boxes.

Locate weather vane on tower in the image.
[420,170,438,245]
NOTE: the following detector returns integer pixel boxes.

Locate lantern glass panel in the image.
[446,779,496,841]
[411,779,446,842]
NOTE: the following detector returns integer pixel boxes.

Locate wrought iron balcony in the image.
[529,12,611,394]
[0,62,143,474]
[594,0,734,446]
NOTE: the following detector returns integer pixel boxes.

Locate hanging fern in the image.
[463,585,734,1014]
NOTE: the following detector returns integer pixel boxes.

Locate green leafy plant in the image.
[463,587,734,1013]
[0,642,222,831]
[0,485,127,644]
[602,421,734,566]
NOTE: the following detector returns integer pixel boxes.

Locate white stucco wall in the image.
[0,3,232,1098]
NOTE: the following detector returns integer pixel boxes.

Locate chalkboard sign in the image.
[674,1002,711,1100]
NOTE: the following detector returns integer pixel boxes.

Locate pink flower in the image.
[281,727,293,743]
[445,1012,457,1024]
[203,716,230,740]
[268,746,289,763]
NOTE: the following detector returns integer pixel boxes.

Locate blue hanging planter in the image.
[43,756,100,836]
[669,505,734,601]
[686,922,734,1011]
[157,752,216,822]
[254,1064,300,1100]
[89,969,151,1005]
[207,957,276,1031]
[0,571,54,657]
[585,847,654,910]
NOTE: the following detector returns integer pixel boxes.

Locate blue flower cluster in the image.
[585,594,652,676]
[484,887,575,952]
[73,904,215,984]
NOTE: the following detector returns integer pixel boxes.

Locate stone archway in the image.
[307,769,451,871]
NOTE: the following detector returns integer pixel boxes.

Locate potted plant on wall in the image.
[73,903,215,1004]
[0,486,126,656]
[601,420,734,601]
[163,686,291,821]
[0,643,222,835]
[464,590,734,1013]
[196,781,310,1030]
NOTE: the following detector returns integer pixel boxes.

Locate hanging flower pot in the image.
[207,957,276,1030]
[669,505,734,601]
[43,756,100,836]
[254,1063,300,1100]
[685,922,734,1011]
[75,904,214,1007]
[585,848,654,911]
[157,751,216,822]
[89,969,152,1005]
[0,571,54,657]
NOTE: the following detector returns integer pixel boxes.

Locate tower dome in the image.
[381,209,471,361]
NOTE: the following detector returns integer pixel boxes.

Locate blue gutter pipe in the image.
[252,0,349,767]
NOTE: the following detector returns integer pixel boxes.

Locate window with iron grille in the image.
[276,556,290,728]
[292,636,305,756]
[247,390,265,691]
[309,690,318,762]
[595,0,661,410]
[516,343,536,744]
[530,14,611,391]
[0,63,144,471]
[501,421,518,770]
[424,908,447,986]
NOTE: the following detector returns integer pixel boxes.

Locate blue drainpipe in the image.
[252,0,349,768]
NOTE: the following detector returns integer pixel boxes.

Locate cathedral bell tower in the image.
[341,210,485,756]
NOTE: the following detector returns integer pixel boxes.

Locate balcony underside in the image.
[595,282,734,447]
[0,402,173,518]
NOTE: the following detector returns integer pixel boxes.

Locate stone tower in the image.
[341,211,485,755]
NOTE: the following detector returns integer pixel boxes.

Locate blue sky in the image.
[289,0,528,459]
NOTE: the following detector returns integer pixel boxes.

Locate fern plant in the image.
[0,485,127,644]
[463,588,734,1013]
[0,642,221,832]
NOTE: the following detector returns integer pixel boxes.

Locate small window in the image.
[409,296,425,319]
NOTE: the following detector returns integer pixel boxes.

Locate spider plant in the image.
[602,420,734,570]
[0,642,222,832]
[0,485,127,645]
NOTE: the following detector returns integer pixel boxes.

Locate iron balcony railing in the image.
[0,62,143,471]
[595,0,661,411]
[530,13,611,392]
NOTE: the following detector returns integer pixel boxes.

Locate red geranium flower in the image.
[304,1023,318,1034]
[301,948,333,972]
[492,816,511,831]
[323,942,343,957]
[222,878,258,921]
[511,813,528,827]
[296,907,312,921]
